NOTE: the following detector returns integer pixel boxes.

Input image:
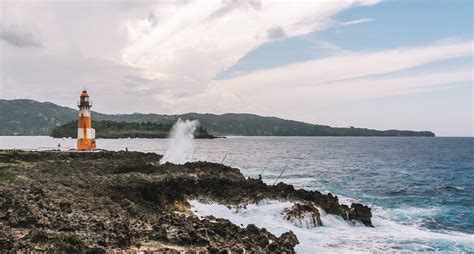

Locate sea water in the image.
[1,136,473,252]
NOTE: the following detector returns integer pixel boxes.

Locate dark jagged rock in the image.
[0,150,373,252]
[349,203,373,227]
[283,202,323,228]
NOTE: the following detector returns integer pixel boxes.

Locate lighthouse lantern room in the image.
[77,89,96,151]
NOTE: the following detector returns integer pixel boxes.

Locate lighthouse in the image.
[77,89,96,151]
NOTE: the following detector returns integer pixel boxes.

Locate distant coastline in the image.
[0,99,435,137]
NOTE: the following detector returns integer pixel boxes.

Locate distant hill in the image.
[0,99,435,137]
[0,99,77,135]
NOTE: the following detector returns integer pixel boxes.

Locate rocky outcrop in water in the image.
[0,150,372,252]
[283,202,323,228]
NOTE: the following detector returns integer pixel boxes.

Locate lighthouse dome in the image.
[81,89,89,97]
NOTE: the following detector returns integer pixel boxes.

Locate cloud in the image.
[269,67,472,102]
[313,40,342,51]
[339,18,373,26]
[0,1,156,60]
[0,45,159,113]
[207,40,473,115]
[217,40,473,92]
[121,0,381,102]
[208,0,262,19]
[0,1,161,112]
[266,26,286,40]
[0,24,43,48]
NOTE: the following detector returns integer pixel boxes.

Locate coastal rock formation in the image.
[349,203,373,227]
[283,202,323,228]
[0,150,373,252]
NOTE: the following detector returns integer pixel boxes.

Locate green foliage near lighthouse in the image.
[51,120,216,139]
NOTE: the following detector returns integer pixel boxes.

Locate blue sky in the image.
[219,0,473,77]
[1,0,473,136]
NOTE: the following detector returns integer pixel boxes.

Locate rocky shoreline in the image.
[0,150,372,253]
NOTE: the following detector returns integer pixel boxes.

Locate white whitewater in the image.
[160,119,198,164]
[189,200,474,253]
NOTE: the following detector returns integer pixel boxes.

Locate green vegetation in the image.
[51,120,215,139]
[1,99,435,137]
[0,170,17,181]
[50,233,85,253]
[0,161,34,169]
[0,99,77,135]
[0,162,17,168]
[0,169,29,182]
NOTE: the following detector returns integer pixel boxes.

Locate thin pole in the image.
[370,196,378,209]
[221,152,228,164]
[260,160,271,175]
[272,166,288,186]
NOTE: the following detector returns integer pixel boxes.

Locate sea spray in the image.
[189,200,474,253]
[160,119,198,164]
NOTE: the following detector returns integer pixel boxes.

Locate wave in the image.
[443,185,466,192]
[189,199,474,253]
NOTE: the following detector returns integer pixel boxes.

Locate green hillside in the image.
[0,99,77,135]
[0,99,435,137]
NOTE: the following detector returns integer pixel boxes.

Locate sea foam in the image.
[189,199,474,253]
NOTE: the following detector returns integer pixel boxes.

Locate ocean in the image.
[1,136,473,252]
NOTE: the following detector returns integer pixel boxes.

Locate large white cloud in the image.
[121,0,380,98]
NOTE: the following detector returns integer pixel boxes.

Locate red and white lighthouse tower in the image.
[77,89,96,151]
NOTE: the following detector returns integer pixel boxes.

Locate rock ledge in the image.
[0,150,372,252]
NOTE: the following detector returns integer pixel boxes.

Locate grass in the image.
[0,160,33,182]
[6,150,19,156]
[50,233,85,253]
[0,170,17,181]
[0,170,30,182]
[0,161,34,169]
[15,175,30,182]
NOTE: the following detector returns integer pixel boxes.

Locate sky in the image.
[0,0,472,136]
